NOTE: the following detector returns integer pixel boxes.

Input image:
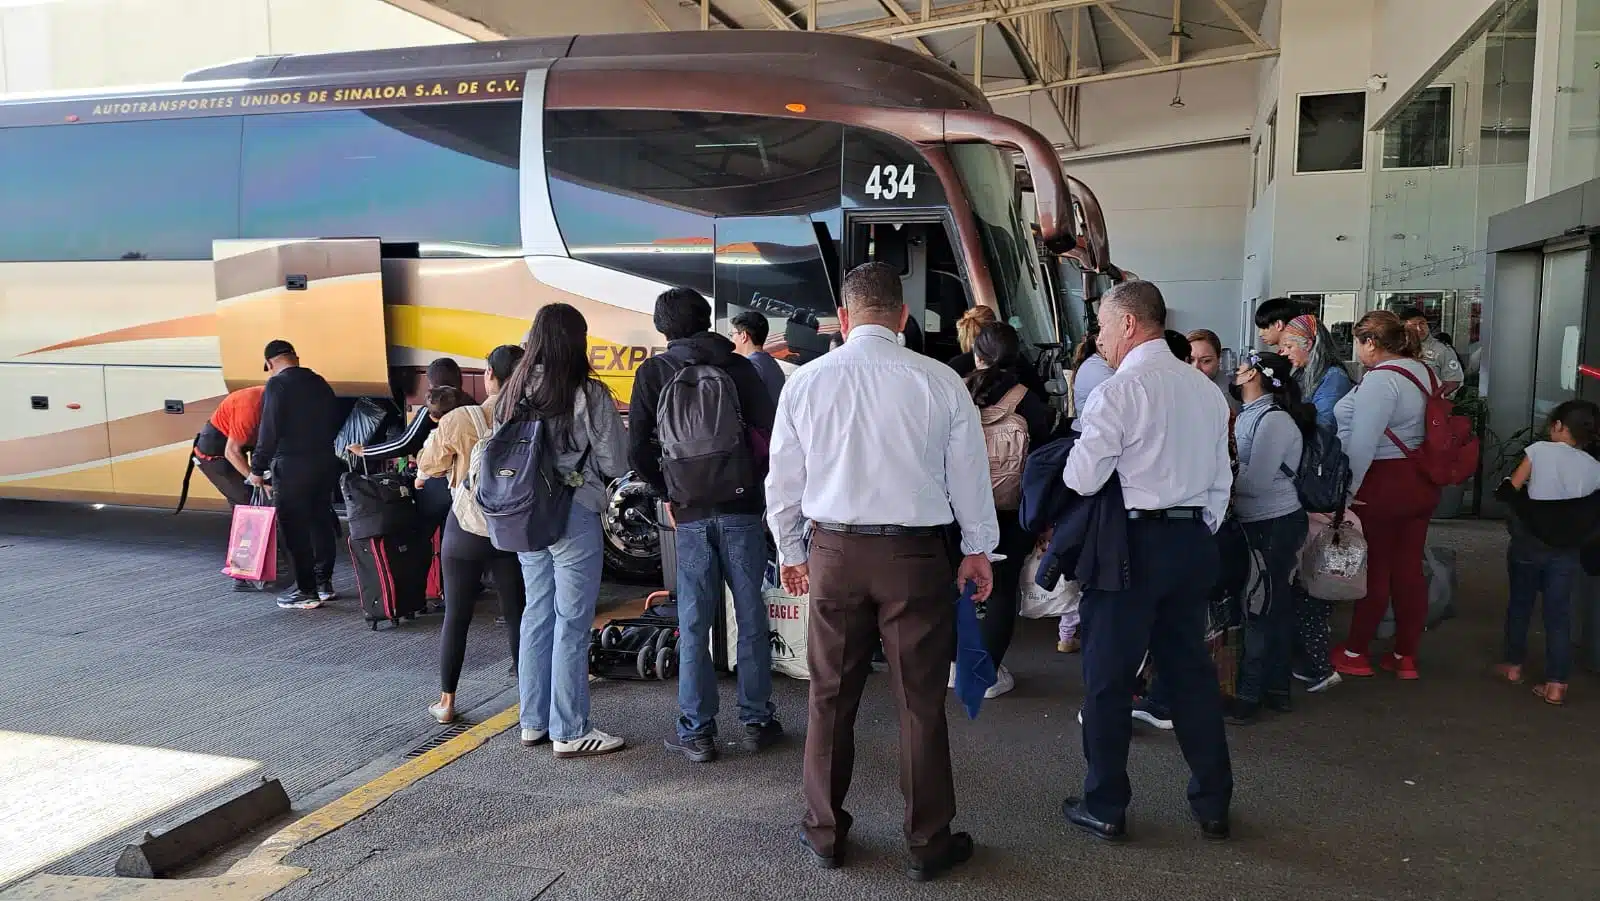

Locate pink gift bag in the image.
[222,503,279,582]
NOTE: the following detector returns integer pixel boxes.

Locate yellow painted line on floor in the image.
[1,706,520,901]
[231,704,521,875]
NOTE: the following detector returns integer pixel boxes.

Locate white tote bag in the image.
[725,558,810,681]
[1018,547,1081,619]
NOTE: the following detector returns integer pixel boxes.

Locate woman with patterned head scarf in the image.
[1278,315,1354,433]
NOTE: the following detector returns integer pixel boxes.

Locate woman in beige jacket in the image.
[416,344,527,724]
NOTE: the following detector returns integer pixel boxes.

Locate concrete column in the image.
[1526,0,1569,201]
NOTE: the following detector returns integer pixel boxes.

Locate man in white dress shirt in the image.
[766,262,997,882]
[1057,280,1236,844]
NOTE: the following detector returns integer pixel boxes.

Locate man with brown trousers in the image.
[765,262,998,882]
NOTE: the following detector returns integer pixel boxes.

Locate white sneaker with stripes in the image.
[553,728,625,759]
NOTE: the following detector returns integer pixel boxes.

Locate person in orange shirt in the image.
[193,385,266,507]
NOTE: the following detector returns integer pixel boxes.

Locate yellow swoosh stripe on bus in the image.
[385,306,529,359]
[385,306,661,376]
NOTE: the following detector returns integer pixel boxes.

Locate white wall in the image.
[1260,0,1377,299]
[1370,0,1500,127]
[1065,142,1250,344]
[0,0,471,94]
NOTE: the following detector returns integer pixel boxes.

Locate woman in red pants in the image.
[1331,311,1440,679]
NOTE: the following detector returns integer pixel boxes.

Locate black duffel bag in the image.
[341,468,418,541]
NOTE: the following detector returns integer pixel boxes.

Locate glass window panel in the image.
[545,110,843,295]
[0,118,241,261]
[1383,86,1454,169]
[1296,92,1366,173]
[240,103,520,253]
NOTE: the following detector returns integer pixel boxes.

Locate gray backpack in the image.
[657,363,758,508]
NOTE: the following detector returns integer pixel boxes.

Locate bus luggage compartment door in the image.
[213,239,390,397]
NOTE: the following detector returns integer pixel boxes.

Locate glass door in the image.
[1532,246,1591,420]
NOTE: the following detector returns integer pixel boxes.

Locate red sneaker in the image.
[1331,645,1375,677]
[1380,653,1420,680]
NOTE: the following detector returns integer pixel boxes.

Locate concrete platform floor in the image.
[0,500,636,889]
[267,519,1599,901]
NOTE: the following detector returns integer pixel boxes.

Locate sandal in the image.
[1492,663,1524,684]
[1533,682,1567,706]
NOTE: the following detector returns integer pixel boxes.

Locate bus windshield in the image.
[948,143,1057,351]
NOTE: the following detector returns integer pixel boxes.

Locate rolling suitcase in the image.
[349,528,431,629]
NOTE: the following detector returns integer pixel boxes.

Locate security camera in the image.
[1366,75,1388,93]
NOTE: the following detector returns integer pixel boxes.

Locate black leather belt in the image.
[1126,507,1204,522]
[814,522,947,538]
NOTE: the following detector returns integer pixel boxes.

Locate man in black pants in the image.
[1059,281,1234,843]
[248,340,344,610]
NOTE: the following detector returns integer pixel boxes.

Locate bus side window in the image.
[715,216,837,367]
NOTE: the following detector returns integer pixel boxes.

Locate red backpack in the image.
[1369,364,1480,487]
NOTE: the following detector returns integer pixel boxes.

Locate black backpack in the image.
[656,363,758,508]
[1284,423,1351,515]
[475,413,587,553]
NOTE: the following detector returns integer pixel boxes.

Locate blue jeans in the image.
[674,512,776,740]
[1505,529,1579,683]
[517,504,603,742]
[1236,511,1309,705]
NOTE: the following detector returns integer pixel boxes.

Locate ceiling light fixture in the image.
[1170,72,1185,109]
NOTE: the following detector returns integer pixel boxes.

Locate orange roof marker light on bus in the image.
[785,103,806,113]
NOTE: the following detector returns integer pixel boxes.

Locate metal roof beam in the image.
[754,0,801,29]
[870,0,940,57]
[985,46,1279,97]
[1096,2,1162,65]
[842,0,1104,42]
[638,0,670,30]
[1210,0,1267,48]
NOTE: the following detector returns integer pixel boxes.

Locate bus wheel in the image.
[602,473,661,584]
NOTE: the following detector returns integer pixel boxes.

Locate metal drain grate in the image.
[404,722,472,758]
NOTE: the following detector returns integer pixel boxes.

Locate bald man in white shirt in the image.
[767,262,996,882]
[1058,280,1235,845]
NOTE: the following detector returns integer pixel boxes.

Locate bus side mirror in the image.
[1044,232,1076,256]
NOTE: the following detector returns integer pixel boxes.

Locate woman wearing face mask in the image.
[1226,351,1315,723]
[1278,315,1353,433]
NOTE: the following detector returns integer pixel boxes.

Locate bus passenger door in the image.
[213,239,392,397]
[843,217,969,362]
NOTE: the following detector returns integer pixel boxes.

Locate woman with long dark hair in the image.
[417,345,527,724]
[963,322,1053,698]
[1333,311,1438,680]
[502,304,629,758]
[1226,350,1313,723]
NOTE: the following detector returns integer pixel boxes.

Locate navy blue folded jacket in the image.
[1019,435,1130,594]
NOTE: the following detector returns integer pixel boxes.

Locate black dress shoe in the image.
[1196,815,1231,841]
[1061,798,1126,842]
[799,832,841,870]
[1263,692,1293,713]
[1224,698,1261,725]
[906,832,973,882]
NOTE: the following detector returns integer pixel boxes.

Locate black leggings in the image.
[982,512,1034,666]
[440,525,527,694]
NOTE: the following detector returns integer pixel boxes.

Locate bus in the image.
[0,30,1116,578]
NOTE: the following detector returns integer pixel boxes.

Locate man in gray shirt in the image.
[731,311,786,406]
